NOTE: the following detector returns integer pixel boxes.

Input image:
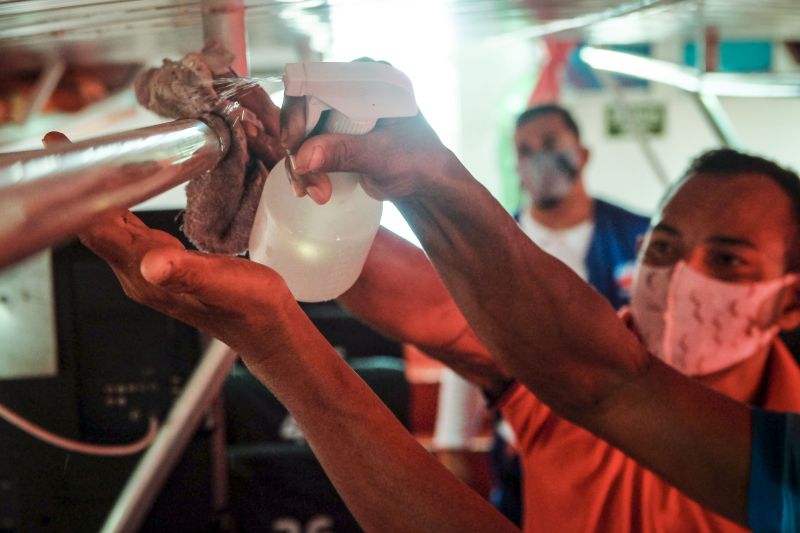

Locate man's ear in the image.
[579,146,590,172]
[777,278,800,331]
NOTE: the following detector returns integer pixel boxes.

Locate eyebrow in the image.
[652,223,757,249]
[708,236,758,249]
[651,223,679,236]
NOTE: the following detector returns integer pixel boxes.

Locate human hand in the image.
[281,110,455,204]
[231,75,284,167]
[42,132,297,361]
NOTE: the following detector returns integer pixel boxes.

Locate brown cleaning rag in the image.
[134,42,282,255]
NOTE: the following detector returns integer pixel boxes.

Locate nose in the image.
[679,248,708,276]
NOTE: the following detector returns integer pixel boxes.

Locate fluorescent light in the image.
[580,46,700,91]
[701,73,800,98]
[580,46,800,98]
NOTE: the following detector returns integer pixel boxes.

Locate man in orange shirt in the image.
[336,148,800,532]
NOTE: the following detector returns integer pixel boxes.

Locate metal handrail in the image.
[0,116,230,270]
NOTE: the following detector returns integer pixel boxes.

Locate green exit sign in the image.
[606,102,666,137]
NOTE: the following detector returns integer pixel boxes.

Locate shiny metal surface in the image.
[2,0,799,65]
[101,340,238,533]
[0,116,230,270]
[581,46,800,97]
[693,92,740,148]
[0,2,784,79]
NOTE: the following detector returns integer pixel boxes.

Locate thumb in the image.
[140,247,286,306]
[293,132,379,176]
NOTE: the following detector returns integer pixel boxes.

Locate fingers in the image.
[279,95,308,155]
[247,129,285,169]
[79,211,182,271]
[284,155,332,204]
[290,131,388,204]
[237,83,281,139]
[292,131,378,178]
[42,131,71,147]
[140,247,286,309]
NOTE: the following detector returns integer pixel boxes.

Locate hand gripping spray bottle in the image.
[248,62,418,302]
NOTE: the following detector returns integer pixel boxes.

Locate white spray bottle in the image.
[248,62,418,302]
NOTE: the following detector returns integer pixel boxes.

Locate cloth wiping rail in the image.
[135,42,280,255]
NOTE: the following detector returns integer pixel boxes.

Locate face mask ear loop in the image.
[763,273,800,333]
[661,261,685,367]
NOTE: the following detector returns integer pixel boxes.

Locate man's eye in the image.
[711,252,747,269]
[648,240,673,256]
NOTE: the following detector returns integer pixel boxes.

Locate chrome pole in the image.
[203,0,249,77]
[0,116,230,271]
[104,5,251,531]
[101,340,239,533]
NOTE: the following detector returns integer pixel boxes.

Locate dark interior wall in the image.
[0,209,403,533]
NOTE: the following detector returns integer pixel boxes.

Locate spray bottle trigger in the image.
[304,96,330,137]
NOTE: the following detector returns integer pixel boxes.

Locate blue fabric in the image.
[514,199,650,308]
[749,410,800,533]
[489,433,523,526]
[585,199,650,309]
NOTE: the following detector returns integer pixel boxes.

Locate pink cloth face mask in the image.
[630,261,796,376]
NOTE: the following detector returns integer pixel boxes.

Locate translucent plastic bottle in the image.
[248,62,417,302]
[248,122,382,302]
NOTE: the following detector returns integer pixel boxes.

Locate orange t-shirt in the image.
[499,340,800,533]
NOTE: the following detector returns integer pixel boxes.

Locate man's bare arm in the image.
[78,212,519,533]
[45,129,518,533]
[396,158,752,527]
[339,227,512,396]
[291,116,753,526]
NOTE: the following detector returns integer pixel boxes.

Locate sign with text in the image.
[606,102,666,137]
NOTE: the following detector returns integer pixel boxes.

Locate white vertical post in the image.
[202,0,250,77]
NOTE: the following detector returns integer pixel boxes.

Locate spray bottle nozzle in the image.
[282,61,418,138]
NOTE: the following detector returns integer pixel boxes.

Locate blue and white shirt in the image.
[749,409,800,533]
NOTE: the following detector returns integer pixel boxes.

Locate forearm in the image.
[241,304,518,533]
[393,154,751,525]
[286,114,753,525]
[340,227,509,392]
[339,228,465,348]
[594,358,751,525]
[394,154,649,415]
[77,208,515,533]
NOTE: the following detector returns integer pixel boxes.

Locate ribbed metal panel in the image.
[1,0,797,65]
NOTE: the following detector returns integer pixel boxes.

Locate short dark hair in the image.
[515,104,581,139]
[664,148,800,272]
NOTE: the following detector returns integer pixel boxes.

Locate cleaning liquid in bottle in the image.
[248,62,417,302]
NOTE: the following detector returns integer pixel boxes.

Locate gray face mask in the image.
[517,150,580,209]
